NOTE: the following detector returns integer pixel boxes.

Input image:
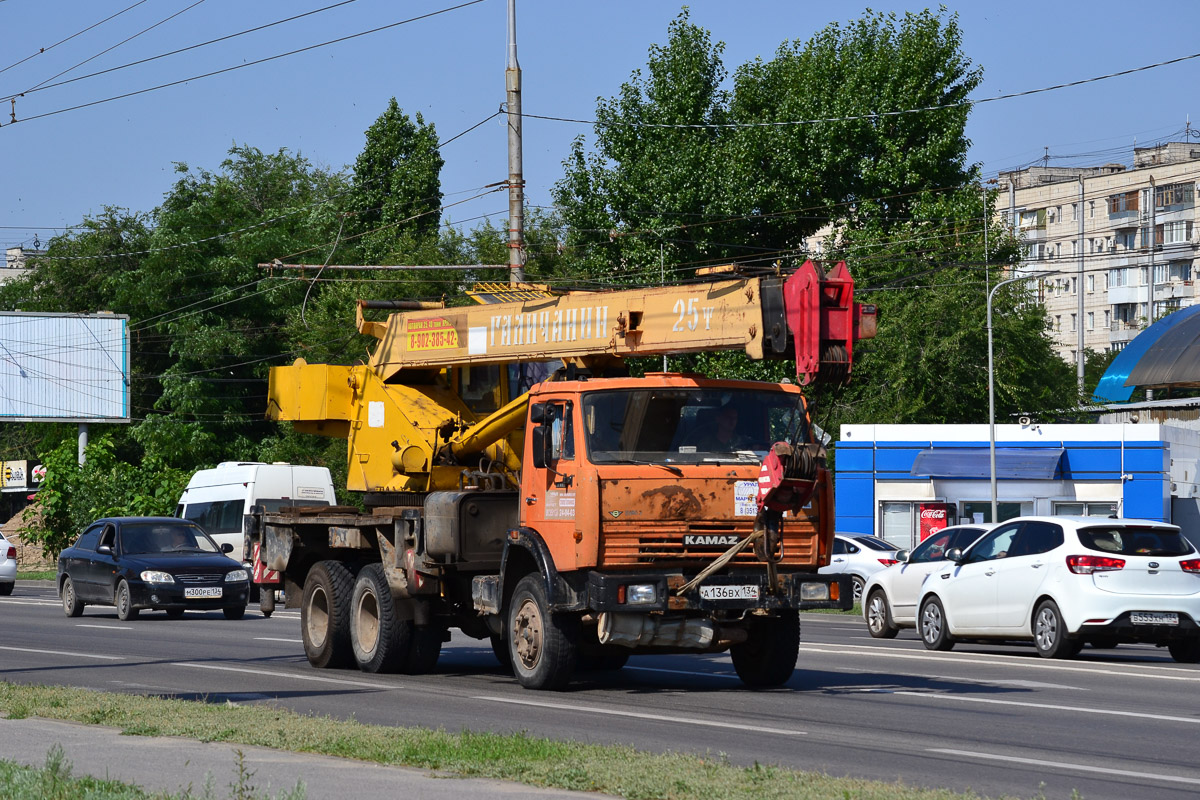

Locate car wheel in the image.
[61,577,84,617]
[223,605,247,621]
[1033,600,1080,659]
[865,590,899,639]
[850,575,866,605]
[115,580,139,621]
[0,582,13,597]
[301,561,356,669]
[730,611,801,689]
[1168,639,1200,663]
[165,608,185,619]
[507,573,579,690]
[919,596,954,651]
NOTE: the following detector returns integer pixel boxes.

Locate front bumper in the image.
[586,570,852,614]
[129,581,250,610]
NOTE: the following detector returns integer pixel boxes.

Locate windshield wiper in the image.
[622,459,683,476]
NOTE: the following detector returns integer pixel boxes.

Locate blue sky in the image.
[2,0,1199,252]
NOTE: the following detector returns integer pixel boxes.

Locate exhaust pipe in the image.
[597,613,744,649]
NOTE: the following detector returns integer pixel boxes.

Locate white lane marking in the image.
[76,624,133,631]
[0,600,64,607]
[892,690,1200,725]
[988,679,1086,691]
[253,637,302,644]
[0,644,123,661]
[625,666,739,680]
[797,643,1200,682]
[929,748,1200,786]
[475,695,806,736]
[171,662,390,690]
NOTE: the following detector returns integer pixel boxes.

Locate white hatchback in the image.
[0,531,17,595]
[821,534,900,604]
[917,516,1200,662]
[862,523,993,638]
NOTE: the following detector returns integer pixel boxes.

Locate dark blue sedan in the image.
[57,517,250,620]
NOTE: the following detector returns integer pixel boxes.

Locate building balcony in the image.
[1109,323,1143,344]
[1108,285,1148,305]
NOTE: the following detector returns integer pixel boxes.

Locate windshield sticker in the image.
[734,480,758,517]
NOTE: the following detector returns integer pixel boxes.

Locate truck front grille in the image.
[599,522,818,567]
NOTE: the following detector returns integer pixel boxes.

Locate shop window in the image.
[1053,501,1118,517]
[960,501,1023,525]
[879,502,914,549]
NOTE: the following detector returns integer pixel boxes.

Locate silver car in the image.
[862,524,993,638]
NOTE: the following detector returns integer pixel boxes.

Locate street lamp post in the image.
[988,271,1061,522]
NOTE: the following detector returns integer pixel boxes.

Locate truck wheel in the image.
[507,574,578,690]
[491,631,512,671]
[301,561,356,669]
[404,625,444,674]
[260,586,276,618]
[350,564,406,674]
[730,611,800,689]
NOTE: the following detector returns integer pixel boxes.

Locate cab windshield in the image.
[582,388,808,465]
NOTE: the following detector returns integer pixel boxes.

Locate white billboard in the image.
[0,312,131,422]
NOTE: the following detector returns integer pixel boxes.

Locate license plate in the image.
[1131,611,1178,625]
[184,587,222,599]
[699,584,759,601]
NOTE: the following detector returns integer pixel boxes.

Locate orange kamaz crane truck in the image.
[249,261,876,689]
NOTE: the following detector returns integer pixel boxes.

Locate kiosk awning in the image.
[910,448,1064,480]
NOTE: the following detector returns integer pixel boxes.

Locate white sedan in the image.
[821,534,900,604]
[862,523,993,638]
[917,516,1200,661]
[0,531,16,595]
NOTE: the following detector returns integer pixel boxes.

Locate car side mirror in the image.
[944,547,964,564]
[529,402,547,424]
[530,426,547,469]
[97,544,113,556]
[895,549,911,563]
[221,543,234,554]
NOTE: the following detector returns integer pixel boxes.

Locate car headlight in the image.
[140,570,175,584]
[224,569,249,583]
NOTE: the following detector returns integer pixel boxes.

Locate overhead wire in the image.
[0,0,148,78]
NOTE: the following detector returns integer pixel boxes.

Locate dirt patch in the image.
[2,505,55,571]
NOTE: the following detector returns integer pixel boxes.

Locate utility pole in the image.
[1077,175,1085,395]
[505,0,525,284]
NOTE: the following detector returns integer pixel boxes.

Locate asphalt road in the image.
[2,585,1199,800]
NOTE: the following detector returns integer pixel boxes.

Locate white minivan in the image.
[176,462,336,562]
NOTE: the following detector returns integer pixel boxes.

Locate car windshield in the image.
[1078,526,1194,557]
[582,387,808,466]
[120,522,220,555]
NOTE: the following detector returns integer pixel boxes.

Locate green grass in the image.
[16,571,56,581]
[0,681,1014,800]
[0,745,305,799]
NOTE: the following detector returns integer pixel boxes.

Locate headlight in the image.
[225,569,249,583]
[140,570,175,584]
[625,583,657,605]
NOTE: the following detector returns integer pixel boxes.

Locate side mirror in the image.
[895,549,911,564]
[97,544,113,556]
[529,402,547,424]
[221,543,234,554]
[944,547,964,564]
[530,426,547,469]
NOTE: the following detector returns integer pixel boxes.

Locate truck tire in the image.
[350,564,406,674]
[404,625,444,674]
[301,561,356,669]
[259,586,276,618]
[507,573,578,690]
[730,611,799,688]
[491,631,512,672]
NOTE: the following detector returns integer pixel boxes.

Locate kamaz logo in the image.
[684,534,740,547]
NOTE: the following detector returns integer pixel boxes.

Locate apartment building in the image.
[998,142,1200,361]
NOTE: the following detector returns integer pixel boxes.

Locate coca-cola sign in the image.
[918,502,954,541]
[920,508,947,520]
